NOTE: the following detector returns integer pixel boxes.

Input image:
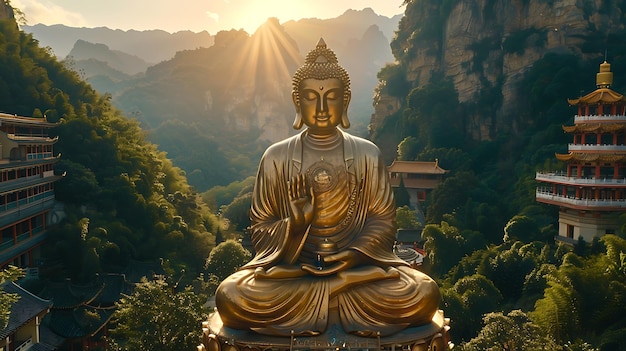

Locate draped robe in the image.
[215,130,440,337]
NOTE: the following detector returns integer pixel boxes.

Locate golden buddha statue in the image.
[214,38,441,338]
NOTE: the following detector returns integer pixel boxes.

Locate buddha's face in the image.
[294,78,348,135]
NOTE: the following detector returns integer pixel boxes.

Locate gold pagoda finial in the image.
[596,60,613,88]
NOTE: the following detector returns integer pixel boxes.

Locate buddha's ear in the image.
[340,91,351,129]
[292,91,303,129]
[293,113,303,129]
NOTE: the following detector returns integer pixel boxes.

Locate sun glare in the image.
[228,20,303,94]
[233,1,311,34]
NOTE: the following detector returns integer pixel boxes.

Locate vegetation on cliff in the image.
[374,0,626,349]
[0,17,217,282]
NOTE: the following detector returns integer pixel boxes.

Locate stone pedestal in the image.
[198,310,452,351]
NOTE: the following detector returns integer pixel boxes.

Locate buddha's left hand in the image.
[302,250,366,276]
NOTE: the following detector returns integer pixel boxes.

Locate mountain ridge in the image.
[22,23,214,62]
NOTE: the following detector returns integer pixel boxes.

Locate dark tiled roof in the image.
[91,274,133,307]
[0,281,51,339]
[27,342,57,351]
[37,280,104,309]
[44,306,114,339]
[38,322,66,348]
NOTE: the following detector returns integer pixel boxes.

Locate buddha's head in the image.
[292,38,351,132]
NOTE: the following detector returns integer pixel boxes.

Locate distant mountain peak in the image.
[342,7,377,15]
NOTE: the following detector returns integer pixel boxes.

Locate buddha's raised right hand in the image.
[288,173,314,234]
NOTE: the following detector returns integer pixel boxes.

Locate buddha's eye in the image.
[325,89,341,101]
[302,90,318,101]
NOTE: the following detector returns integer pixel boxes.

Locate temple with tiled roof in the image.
[34,274,133,350]
[388,160,447,208]
[0,281,55,351]
[536,61,626,243]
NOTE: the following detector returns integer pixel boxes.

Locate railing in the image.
[7,133,57,142]
[574,114,626,122]
[0,190,55,214]
[0,240,13,251]
[536,172,626,185]
[14,337,32,351]
[0,227,46,252]
[26,152,54,160]
[568,144,626,151]
[16,232,30,242]
[536,189,626,208]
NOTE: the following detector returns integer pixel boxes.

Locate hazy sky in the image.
[13,0,406,34]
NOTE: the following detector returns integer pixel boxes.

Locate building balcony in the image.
[574,114,626,123]
[0,174,61,195]
[568,144,626,152]
[536,189,626,210]
[0,191,56,229]
[0,154,59,168]
[389,177,441,189]
[536,172,626,187]
[0,228,48,266]
[6,134,58,144]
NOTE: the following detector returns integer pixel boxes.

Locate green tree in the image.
[503,215,542,242]
[406,79,462,149]
[396,205,421,229]
[397,136,421,161]
[204,239,251,281]
[462,310,557,350]
[421,221,471,276]
[530,235,626,348]
[220,192,252,231]
[0,266,24,328]
[110,278,207,351]
[477,241,538,302]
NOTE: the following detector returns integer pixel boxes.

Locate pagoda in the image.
[536,61,626,244]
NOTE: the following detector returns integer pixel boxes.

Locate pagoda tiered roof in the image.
[35,274,133,343]
[563,123,626,133]
[0,113,57,127]
[568,60,626,106]
[7,134,59,144]
[555,153,626,162]
[568,88,626,105]
[45,306,114,339]
[37,280,105,309]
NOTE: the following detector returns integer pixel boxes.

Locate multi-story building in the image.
[0,112,62,269]
[536,61,626,244]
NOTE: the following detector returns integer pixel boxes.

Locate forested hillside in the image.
[366,0,626,349]
[0,16,217,283]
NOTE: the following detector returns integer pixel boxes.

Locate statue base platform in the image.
[198,310,451,351]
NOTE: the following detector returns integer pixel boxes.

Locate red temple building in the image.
[388,160,447,209]
[536,61,626,244]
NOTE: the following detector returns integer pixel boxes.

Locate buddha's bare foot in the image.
[329,266,401,296]
[384,266,401,279]
[254,266,306,279]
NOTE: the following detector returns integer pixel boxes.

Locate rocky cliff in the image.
[372,0,626,142]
